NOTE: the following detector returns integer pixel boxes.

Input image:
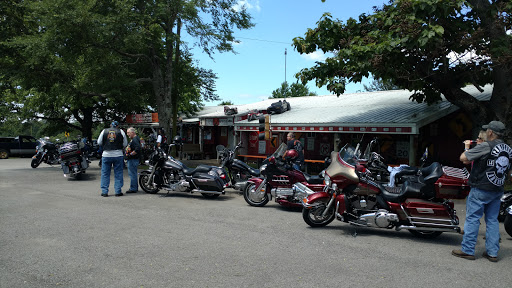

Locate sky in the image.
[188,0,387,105]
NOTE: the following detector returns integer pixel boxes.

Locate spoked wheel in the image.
[139,171,159,194]
[31,157,42,168]
[0,149,9,159]
[243,182,269,207]
[408,230,443,239]
[302,203,335,227]
[201,193,220,199]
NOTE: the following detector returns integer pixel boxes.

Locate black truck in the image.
[0,135,38,159]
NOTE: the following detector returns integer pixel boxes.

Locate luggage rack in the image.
[442,166,469,180]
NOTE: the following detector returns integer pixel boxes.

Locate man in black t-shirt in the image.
[285,132,304,170]
[125,127,141,193]
[452,121,512,262]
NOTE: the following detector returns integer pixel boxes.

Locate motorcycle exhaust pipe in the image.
[191,189,225,195]
[396,225,461,233]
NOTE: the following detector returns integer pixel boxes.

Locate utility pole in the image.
[284,48,287,84]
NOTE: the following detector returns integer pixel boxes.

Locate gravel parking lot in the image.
[1,158,511,288]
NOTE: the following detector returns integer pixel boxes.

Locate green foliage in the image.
[363,78,401,92]
[294,0,512,135]
[219,101,234,106]
[270,81,318,98]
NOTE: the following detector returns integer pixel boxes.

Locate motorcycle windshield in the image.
[271,143,287,159]
[324,144,359,183]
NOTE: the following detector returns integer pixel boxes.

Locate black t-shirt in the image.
[287,139,304,164]
[126,135,141,159]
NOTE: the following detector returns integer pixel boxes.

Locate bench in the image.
[180,144,203,160]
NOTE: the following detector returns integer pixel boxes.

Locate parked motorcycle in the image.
[267,100,290,115]
[219,141,261,191]
[31,138,61,168]
[138,138,230,199]
[243,143,325,207]
[59,141,89,179]
[300,141,470,238]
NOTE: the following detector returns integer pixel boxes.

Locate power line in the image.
[236,36,292,45]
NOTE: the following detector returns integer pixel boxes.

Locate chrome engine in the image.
[290,182,317,202]
[352,209,399,228]
[166,179,190,192]
[348,194,378,210]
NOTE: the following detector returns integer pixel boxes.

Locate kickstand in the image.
[352,228,358,238]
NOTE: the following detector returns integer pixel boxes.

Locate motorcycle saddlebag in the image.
[191,173,224,192]
[435,166,470,199]
[59,143,81,160]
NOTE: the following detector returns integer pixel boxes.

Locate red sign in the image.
[248,132,259,147]
[126,113,159,124]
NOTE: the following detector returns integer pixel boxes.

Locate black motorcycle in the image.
[138,138,229,199]
[267,99,290,114]
[31,138,61,168]
[219,141,260,191]
[59,141,89,179]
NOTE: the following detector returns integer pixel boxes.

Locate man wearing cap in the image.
[97,121,128,197]
[452,121,512,262]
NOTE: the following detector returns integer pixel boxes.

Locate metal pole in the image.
[284,48,287,84]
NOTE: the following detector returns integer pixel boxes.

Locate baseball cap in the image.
[111,121,119,128]
[482,121,505,135]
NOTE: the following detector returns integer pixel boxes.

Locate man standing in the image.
[97,121,128,197]
[452,121,512,262]
[285,132,305,170]
[125,127,141,193]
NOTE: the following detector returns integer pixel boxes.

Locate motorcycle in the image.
[267,100,290,115]
[219,141,261,191]
[500,190,512,237]
[138,139,230,199]
[31,138,61,168]
[243,143,325,207]
[300,141,470,239]
[59,141,89,179]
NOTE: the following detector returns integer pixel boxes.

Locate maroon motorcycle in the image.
[300,142,470,238]
[243,143,325,207]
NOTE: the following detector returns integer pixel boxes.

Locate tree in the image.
[219,101,234,106]
[1,0,152,140]
[107,0,254,142]
[270,81,318,98]
[364,78,401,92]
[293,0,512,136]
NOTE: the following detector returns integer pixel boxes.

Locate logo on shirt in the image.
[486,143,512,186]
[107,131,117,143]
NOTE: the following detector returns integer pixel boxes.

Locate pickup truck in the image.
[0,135,38,159]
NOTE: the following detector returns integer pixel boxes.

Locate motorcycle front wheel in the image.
[504,214,512,237]
[139,171,159,194]
[31,157,41,168]
[243,182,269,207]
[302,204,335,227]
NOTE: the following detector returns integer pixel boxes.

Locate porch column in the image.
[409,134,416,166]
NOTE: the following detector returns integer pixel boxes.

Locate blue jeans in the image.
[461,187,503,257]
[127,158,139,191]
[100,156,124,195]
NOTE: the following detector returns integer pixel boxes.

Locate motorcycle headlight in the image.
[324,174,331,187]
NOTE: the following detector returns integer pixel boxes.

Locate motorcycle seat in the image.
[381,180,424,203]
[182,164,213,176]
[303,173,324,184]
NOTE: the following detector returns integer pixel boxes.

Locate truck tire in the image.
[0,149,9,159]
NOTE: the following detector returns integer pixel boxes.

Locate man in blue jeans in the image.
[125,127,141,193]
[97,121,127,197]
[452,121,512,262]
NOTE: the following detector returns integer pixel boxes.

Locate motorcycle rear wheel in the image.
[504,214,512,237]
[302,205,335,227]
[201,193,220,199]
[31,157,41,168]
[407,230,443,239]
[243,182,269,207]
[139,171,159,194]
